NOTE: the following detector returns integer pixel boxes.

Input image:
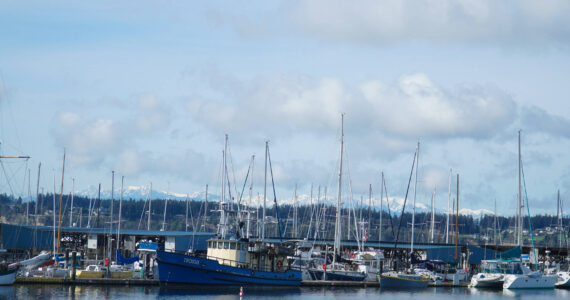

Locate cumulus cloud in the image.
[521,106,570,138]
[185,71,517,144]
[51,94,174,169]
[287,0,570,47]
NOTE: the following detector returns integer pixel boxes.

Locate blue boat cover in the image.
[116,249,139,265]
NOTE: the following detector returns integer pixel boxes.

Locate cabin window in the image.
[218,242,223,249]
[208,241,212,248]
[230,243,237,250]
[212,241,217,248]
[224,242,229,249]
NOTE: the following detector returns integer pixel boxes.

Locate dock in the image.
[16,277,469,288]
[16,277,159,286]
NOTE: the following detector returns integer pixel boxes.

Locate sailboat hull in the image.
[156,251,302,286]
[307,269,366,281]
[0,268,17,285]
[379,273,430,289]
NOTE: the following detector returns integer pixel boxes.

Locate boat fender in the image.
[276,260,283,270]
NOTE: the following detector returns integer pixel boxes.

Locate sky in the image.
[1,0,570,216]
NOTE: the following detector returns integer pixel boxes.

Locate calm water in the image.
[2,285,570,300]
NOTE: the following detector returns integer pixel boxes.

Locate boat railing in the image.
[199,253,301,273]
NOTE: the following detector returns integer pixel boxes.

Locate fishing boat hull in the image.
[156,251,302,286]
[379,273,430,289]
[307,269,366,281]
[0,268,17,285]
[503,273,556,289]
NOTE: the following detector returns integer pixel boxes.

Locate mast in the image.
[109,171,114,258]
[203,184,208,232]
[411,142,419,252]
[69,178,75,227]
[517,130,523,247]
[162,182,169,231]
[116,175,124,254]
[219,135,228,238]
[368,184,372,237]
[25,169,30,224]
[333,114,344,266]
[246,155,254,239]
[96,183,101,228]
[53,174,56,256]
[147,182,152,231]
[446,168,452,244]
[33,162,41,251]
[293,183,298,238]
[379,172,384,242]
[493,198,497,245]
[558,190,562,248]
[56,149,66,254]
[185,194,189,232]
[262,141,268,241]
[455,174,459,261]
[430,187,436,244]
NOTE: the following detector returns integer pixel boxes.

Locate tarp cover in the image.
[116,249,139,265]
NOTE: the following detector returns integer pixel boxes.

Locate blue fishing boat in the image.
[156,239,302,285]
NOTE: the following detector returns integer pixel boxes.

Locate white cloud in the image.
[185,71,517,144]
[287,0,570,47]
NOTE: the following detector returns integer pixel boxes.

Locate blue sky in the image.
[1,1,570,216]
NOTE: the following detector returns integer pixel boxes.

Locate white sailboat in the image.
[307,115,366,282]
[502,131,555,289]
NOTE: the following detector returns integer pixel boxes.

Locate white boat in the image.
[76,265,107,279]
[470,259,510,288]
[503,263,556,289]
[0,265,18,285]
[555,271,570,288]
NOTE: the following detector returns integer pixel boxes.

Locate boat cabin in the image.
[206,239,294,272]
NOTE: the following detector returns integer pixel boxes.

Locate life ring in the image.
[349,252,355,259]
[276,260,283,270]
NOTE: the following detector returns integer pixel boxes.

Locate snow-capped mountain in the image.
[73,185,494,217]
[76,185,219,202]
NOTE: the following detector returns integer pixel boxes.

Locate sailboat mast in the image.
[517,130,522,246]
[411,142,419,252]
[333,114,344,265]
[293,183,297,238]
[455,174,459,261]
[117,176,124,254]
[34,162,41,251]
[262,141,268,240]
[446,168,452,244]
[148,182,152,231]
[52,174,56,256]
[246,155,254,239]
[69,178,75,227]
[109,171,114,258]
[379,172,384,242]
[430,188,437,244]
[56,149,66,254]
[162,182,169,231]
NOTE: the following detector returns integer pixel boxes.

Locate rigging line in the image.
[0,160,18,196]
[392,148,418,255]
[520,160,537,265]
[343,145,361,248]
[267,145,283,242]
[383,175,396,238]
[137,186,149,230]
[226,143,239,205]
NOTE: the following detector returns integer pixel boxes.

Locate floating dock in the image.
[16,277,159,286]
[16,277,469,288]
